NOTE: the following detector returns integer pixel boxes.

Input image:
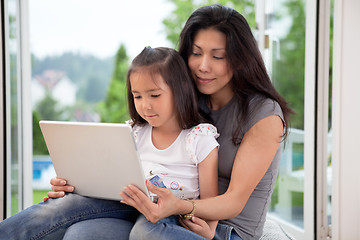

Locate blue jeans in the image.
[129,214,243,240]
[0,193,139,240]
[214,223,243,240]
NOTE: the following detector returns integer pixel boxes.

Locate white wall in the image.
[332,0,360,239]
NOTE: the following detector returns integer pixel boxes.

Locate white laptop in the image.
[39,120,150,201]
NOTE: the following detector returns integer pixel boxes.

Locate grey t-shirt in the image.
[199,94,284,240]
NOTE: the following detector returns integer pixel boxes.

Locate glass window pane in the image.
[29,0,173,204]
[5,0,21,216]
[263,0,306,229]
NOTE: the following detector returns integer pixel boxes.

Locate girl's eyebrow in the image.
[193,43,225,51]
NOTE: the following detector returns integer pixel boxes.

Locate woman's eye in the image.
[151,94,161,98]
[214,56,225,60]
[133,96,141,99]
[192,51,200,56]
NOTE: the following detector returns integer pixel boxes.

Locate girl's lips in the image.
[145,114,157,118]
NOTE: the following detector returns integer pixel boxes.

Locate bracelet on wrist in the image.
[181,199,196,220]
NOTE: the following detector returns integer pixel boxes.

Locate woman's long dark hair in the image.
[179,4,293,144]
[127,47,204,129]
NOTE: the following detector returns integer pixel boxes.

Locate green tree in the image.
[32,90,66,154]
[35,90,65,120]
[272,0,306,129]
[83,76,106,103]
[98,44,130,123]
[32,110,48,155]
[163,0,255,47]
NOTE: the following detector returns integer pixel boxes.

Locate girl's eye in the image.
[151,94,160,98]
[133,96,141,99]
[192,51,200,56]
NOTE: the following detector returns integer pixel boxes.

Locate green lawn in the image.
[10,190,52,216]
[33,190,50,204]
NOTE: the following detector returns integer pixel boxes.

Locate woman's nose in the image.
[198,56,210,73]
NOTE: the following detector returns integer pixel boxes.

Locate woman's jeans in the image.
[0,193,139,240]
[129,214,243,240]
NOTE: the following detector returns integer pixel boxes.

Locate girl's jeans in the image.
[129,214,243,240]
[0,193,139,240]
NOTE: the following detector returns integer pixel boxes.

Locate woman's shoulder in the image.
[245,94,284,131]
[249,95,283,119]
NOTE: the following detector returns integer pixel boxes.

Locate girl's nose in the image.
[143,99,151,110]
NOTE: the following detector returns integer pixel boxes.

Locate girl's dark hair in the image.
[127,47,204,129]
[179,4,293,143]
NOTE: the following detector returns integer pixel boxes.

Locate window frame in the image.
[2,0,32,218]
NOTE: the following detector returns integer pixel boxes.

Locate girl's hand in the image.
[120,180,179,223]
[179,217,217,239]
[43,176,75,202]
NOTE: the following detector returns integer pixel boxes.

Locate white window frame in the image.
[2,0,32,218]
[332,0,360,239]
[1,0,5,221]
[316,0,331,239]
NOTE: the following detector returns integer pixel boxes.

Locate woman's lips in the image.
[196,76,215,84]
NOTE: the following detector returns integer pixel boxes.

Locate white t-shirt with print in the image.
[132,123,219,200]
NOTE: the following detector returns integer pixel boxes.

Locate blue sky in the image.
[29,0,174,60]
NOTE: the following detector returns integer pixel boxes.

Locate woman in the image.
[121,4,292,240]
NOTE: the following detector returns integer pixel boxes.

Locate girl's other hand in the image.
[120,180,179,223]
[43,176,74,202]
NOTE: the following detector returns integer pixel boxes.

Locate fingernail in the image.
[61,180,66,185]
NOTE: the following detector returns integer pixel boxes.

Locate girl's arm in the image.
[180,147,218,239]
[121,115,283,221]
[43,177,75,202]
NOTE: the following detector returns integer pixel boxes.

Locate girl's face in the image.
[188,28,234,104]
[130,71,179,131]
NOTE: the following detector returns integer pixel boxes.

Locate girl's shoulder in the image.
[187,123,219,138]
[185,123,219,165]
[125,120,149,142]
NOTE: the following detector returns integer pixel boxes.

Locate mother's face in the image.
[188,28,234,100]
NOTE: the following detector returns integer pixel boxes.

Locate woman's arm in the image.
[188,115,283,220]
[121,115,283,221]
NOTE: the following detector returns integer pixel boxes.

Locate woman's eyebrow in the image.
[193,43,225,51]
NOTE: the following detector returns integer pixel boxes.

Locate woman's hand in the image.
[43,176,74,202]
[120,180,180,223]
[179,217,217,239]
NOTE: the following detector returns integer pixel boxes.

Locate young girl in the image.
[124,46,219,238]
[0,47,219,240]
